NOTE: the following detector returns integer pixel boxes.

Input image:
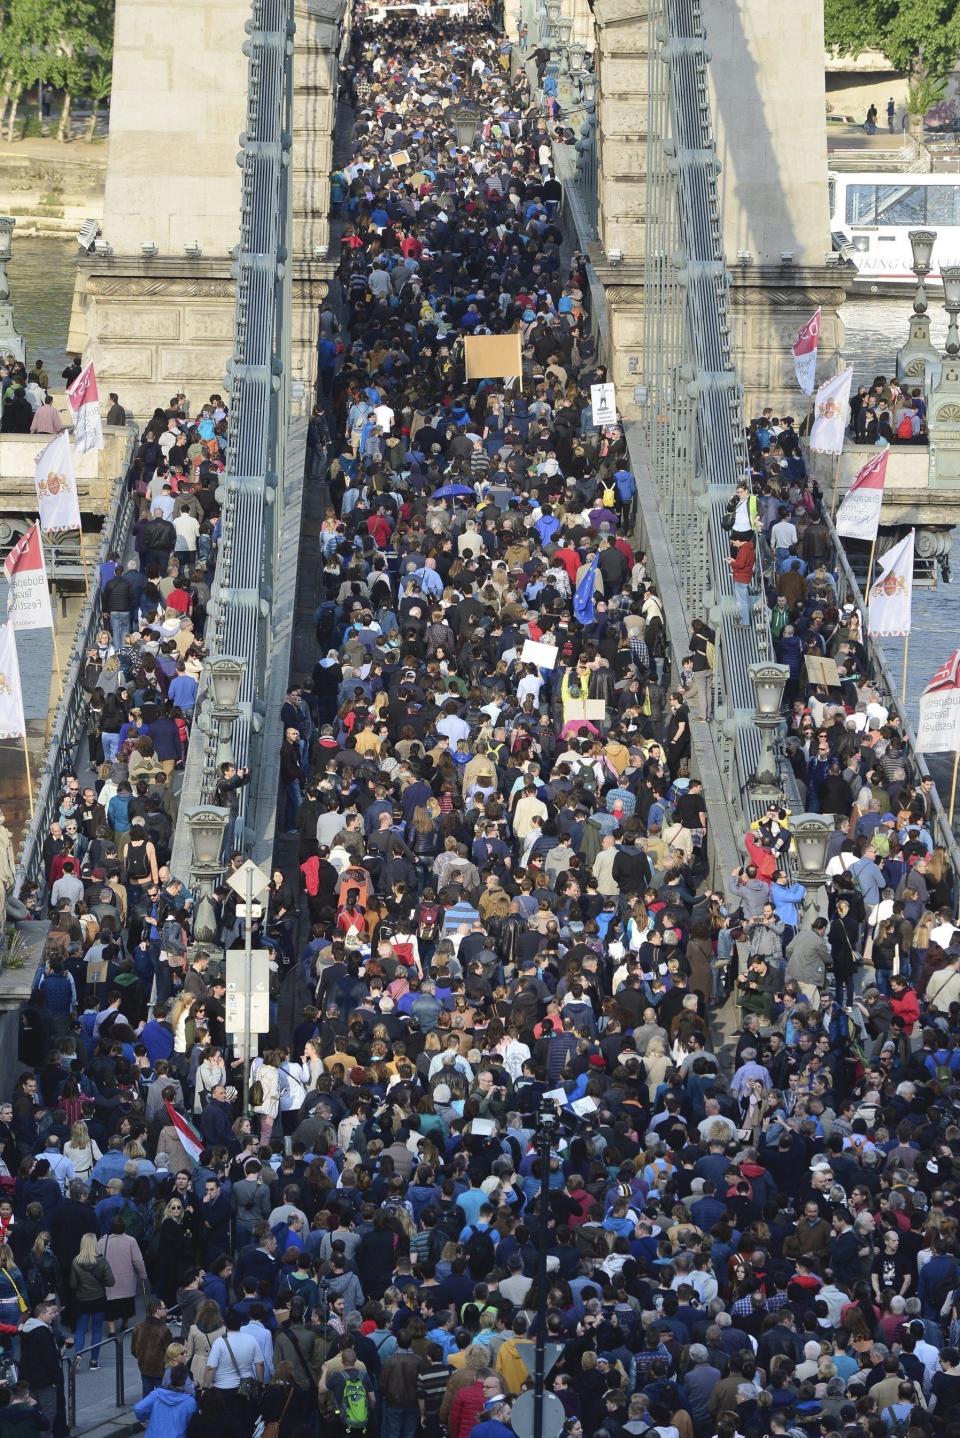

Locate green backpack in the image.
[339,1373,370,1430]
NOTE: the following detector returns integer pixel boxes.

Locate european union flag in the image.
[573,552,599,626]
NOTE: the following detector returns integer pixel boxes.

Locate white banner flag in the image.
[917,651,960,753]
[65,362,104,455]
[34,432,81,533]
[867,530,914,638]
[791,306,821,396]
[836,449,888,541]
[4,523,53,632]
[0,623,26,740]
[809,367,853,455]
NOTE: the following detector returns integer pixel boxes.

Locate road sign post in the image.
[226,859,271,1109]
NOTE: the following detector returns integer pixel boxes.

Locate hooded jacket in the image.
[18,1317,60,1388]
[133,1387,197,1438]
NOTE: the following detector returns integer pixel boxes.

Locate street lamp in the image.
[183,805,230,942]
[452,103,482,149]
[943,267,960,356]
[206,655,246,768]
[567,40,585,74]
[898,229,940,382]
[582,74,597,105]
[791,812,833,927]
[747,662,789,798]
[909,228,936,314]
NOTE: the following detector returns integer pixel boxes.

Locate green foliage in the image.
[907,71,949,114]
[825,0,960,83]
[0,0,114,136]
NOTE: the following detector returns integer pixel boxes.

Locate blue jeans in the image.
[381,1406,418,1438]
[102,731,121,763]
[734,582,752,625]
[109,612,127,653]
[285,779,303,829]
[141,1377,159,1398]
[74,1309,104,1361]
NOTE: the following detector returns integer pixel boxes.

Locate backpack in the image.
[417,902,441,942]
[339,1373,370,1430]
[897,415,913,440]
[249,1079,264,1107]
[883,1408,911,1438]
[936,1061,954,1086]
[465,1225,496,1279]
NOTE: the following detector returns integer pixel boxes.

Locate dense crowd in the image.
[4,11,960,1438]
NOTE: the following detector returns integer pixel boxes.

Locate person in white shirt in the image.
[770,514,798,551]
[173,509,201,561]
[204,1313,264,1390]
[373,402,394,433]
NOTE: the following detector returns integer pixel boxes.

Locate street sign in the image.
[225,949,271,1035]
[227,859,270,901]
[234,904,264,921]
[510,1390,564,1438]
[515,1342,564,1380]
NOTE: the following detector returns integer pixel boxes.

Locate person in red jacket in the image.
[889,974,920,1035]
[726,537,756,627]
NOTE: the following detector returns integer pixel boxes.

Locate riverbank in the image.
[0,135,105,237]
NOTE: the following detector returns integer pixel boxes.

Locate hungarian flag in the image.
[4,523,53,631]
[809,368,853,455]
[836,449,887,542]
[917,651,960,754]
[65,362,104,455]
[867,530,914,638]
[163,1101,203,1164]
[791,307,821,395]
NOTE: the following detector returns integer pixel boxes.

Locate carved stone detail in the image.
[87,277,236,299]
[936,403,960,421]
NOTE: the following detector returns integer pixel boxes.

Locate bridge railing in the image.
[170,0,296,875]
[13,421,140,897]
[641,0,802,830]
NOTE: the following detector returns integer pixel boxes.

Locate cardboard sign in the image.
[591,381,618,428]
[86,960,108,985]
[390,149,411,167]
[804,654,841,687]
[565,699,608,721]
[464,332,522,381]
[521,638,558,669]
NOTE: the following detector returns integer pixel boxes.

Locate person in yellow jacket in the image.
[494,1316,530,1396]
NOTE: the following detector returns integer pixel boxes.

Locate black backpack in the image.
[465,1225,496,1280]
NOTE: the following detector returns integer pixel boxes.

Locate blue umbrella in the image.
[430,484,475,499]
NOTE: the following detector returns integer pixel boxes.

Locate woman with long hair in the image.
[24,1231,61,1310]
[169,994,197,1078]
[0,1244,27,1341]
[250,1049,280,1145]
[70,1232,115,1369]
[64,1121,101,1184]
[183,1298,225,1387]
[157,1198,196,1307]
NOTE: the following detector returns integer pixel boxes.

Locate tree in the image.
[825,0,960,127]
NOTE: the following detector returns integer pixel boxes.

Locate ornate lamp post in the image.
[897,228,940,381]
[453,104,482,149]
[747,662,789,799]
[206,655,246,768]
[184,805,231,943]
[791,813,833,926]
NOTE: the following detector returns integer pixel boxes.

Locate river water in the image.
[2,241,958,739]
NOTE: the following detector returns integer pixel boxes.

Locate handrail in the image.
[62,1303,183,1433]
[13,420,140,898]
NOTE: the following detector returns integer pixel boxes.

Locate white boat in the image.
[830,170,960,283]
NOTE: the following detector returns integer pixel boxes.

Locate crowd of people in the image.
[3,10,960,1438]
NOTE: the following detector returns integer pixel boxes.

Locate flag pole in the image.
[830,451,843,519]
[901,633,910,706]
[865,533,878,597]
[950,749,960,829]
[22,735,33,818]
[51,622,64,699]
